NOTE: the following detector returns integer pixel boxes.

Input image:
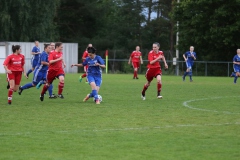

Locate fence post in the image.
[205,62,207,76]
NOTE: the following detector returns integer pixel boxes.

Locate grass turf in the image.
[0,73,239,160]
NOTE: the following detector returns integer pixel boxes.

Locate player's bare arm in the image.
[41,61,49,66]
[140,56,143,64]
[233,61,240,65]
[4,65,12,74]
[162,56,168,69]
[20,64,28,79]
[128,57,131,64]
[95,63,106,68]
[71,63,83,68]
[62,60,66,68]
[191,53,196,60]
[150,55,163,64]
[49,57,63,64]
[31,51,41,55]
[183,54,187,61]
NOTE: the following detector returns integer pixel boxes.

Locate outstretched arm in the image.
[71,63,83,68]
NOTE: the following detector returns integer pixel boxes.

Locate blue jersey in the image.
[233,55,240,71]
[83,55,105,75]
[35,51,49,72]
[32,46,41,60]
[184,51,196,62]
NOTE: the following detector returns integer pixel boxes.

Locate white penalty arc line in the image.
[183,96,240,114]
[0,122,239,136]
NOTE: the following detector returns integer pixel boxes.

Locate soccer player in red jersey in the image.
[3,45,27,104]
[79,43,92,83]
[128,46,143,79]
[141,42,168,100]
[40,42,66,101]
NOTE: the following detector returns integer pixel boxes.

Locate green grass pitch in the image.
[0,73,239,160]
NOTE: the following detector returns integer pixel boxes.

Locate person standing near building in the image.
[3,45,27,104]
[182,46,197,82]
[128,46,143,79]
[40,42,66,101]
[26,41,41,77]
[141,42,168,100]
[79,43,92,83]
[232,49,240,84]
[71,46,105,104]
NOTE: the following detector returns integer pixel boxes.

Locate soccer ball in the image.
[93,95,102,102]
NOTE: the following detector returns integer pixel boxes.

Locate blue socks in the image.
[183,72,188,78]
[21,83,34,90]
[92,90,98,100]
[189,71,192,80]
[48,84,53,96]
[234,76,238,83]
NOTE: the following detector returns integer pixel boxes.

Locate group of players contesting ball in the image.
[3,41,240,105]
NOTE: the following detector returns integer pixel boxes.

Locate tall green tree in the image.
[172,0,240,61]
[0,0,60,41]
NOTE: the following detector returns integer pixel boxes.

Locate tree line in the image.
[1,0,240,61]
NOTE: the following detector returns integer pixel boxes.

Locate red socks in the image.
[41,84,49,95]
[58,82,64,95]
[82,73,86,78]
[8,88,13,103]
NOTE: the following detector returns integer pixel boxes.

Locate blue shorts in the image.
[186,61,194,69]
[31,59,38,68]
[33,70,47,85]
[87,74,102,87]
[234,65,240,73]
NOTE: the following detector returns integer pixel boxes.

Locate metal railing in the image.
[104,59,233,77]
[1,57,233,76]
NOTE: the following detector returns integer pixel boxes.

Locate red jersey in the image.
[147,50,164,69]
[48,50,63,70]
[82,50,88,62]
[3,54,25,71]
[130,51,142,62]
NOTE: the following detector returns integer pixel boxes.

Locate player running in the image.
[128,46,143,79]
[232,49,240,84]
[79,43,92,83]
[18,44,57,98]
[141,42,168,100]
[71,46,105,104]
[3,45,27,104]
[40,42,66,101]
[26,41,41,77]
[182,46,197,82]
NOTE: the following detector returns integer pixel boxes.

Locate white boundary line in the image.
[183,96,240,114]
[0,122,239,136]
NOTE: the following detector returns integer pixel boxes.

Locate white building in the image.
[0,42,78,73]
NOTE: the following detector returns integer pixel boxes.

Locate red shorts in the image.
[145,68,162,82]
[132,62,140,68]
[47,69,65,84]
[7,71,22,85]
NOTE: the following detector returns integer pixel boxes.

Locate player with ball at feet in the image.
[71,47,105,104]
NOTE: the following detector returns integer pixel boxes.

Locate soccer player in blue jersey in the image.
[26,41,41,77]
[232,49,240,84]
[71,47,105,104]
[36,42,55,89]
[18,44,57,98]
[182,46,196,82]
